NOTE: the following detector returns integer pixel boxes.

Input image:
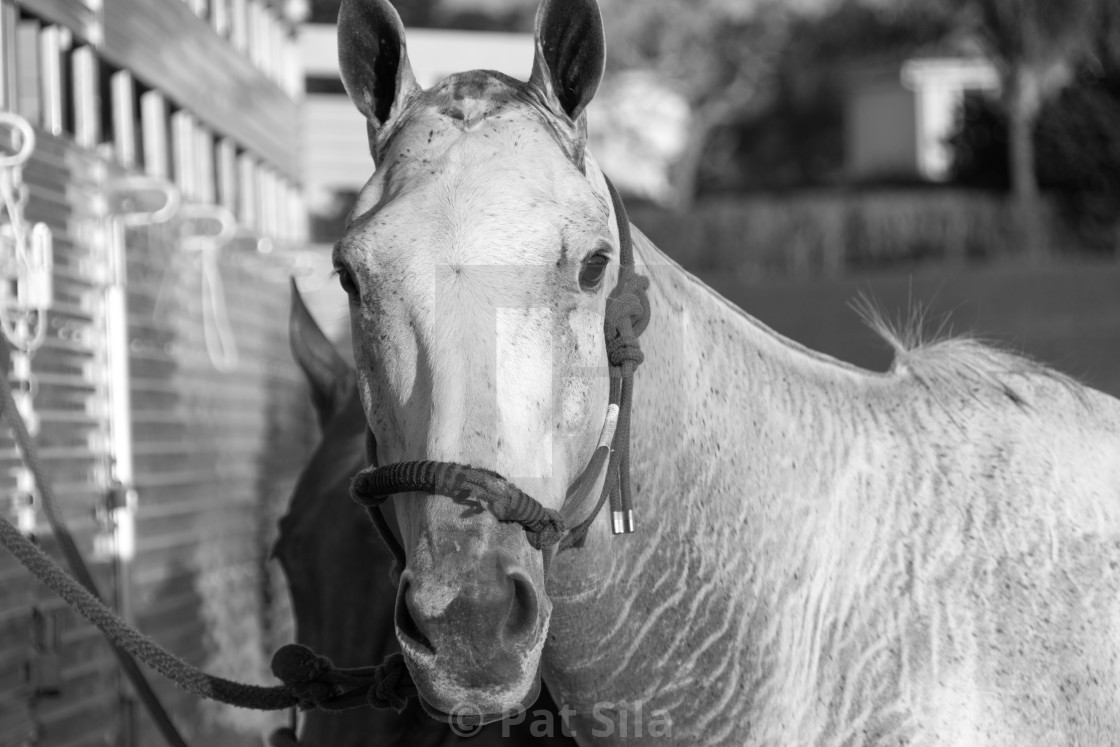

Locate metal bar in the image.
[103,211,139,747]
[106,217,135,489]
[172,109,194,199]
[0,2,19,112]
[267,167,278,238]
[276,175,287,241]
[16,17,41,124]
[229,0,247,53]
[140,90,168,180]
[210,0,229,38]
[256,164,267,236]
[268,10,280,84]
[289,31,303,100]
[38,25,63,135]
[237,151,255,229]
[216,137,236,213]
[259,165,273,237]
[195,125,213,205]
[110,69,135,167]
[290,182,305,241]
[72,45,98,150]
[282,31,295,98]
[248,0,263,70]
[275,173,285,240]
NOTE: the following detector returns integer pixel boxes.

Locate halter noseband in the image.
[349,175,650,569]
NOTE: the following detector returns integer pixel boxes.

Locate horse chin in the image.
[397,602,550,724]
[417,672,542,726]
[398,613,549,718]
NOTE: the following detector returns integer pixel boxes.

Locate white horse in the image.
[331,0,1120,743]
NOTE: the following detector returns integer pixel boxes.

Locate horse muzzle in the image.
[394,547,551,717]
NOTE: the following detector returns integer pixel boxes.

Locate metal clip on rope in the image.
[0,113,50,542]
[0,112,53,355]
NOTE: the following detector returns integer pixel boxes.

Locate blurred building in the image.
[299,22,685,223]
[845,55,999,182]
[586,72,689,204]
[0,0,311,744]
[299,23,533,216]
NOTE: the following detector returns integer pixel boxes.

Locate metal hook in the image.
[176,203,237,252]
[104,175,181,226]
[0,113,35,168]
[0,117,53,355]
[175,204,240,371]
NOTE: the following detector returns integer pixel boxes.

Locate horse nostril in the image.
[502,570,538,645]
[395,575,434,653]
[394,558,542,660]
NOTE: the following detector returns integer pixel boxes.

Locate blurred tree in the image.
[309,0,532,30]
[706,0,958,194]
[951,0,1113,258]
[309,0,435,25]
[950,7,1120,254]
[598,0,817,208]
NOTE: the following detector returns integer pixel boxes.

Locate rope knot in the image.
[271,644,338,709]
[349,468,387,508]
[605,269,650,368]
[366,652,416,713]
[526,518,565,549]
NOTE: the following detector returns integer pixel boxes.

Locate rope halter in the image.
[349,175,650,572]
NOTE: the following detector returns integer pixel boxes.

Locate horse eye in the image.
[336,266,359,298]
[579,254,609,291]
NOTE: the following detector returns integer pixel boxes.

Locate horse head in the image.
[335,0,618,723]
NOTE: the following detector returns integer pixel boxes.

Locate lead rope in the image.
[597,174,649,535]
[0,175,647,747]
[0,329,421,722]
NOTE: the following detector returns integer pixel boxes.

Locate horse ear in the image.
[289,279,355,428]
[337,0,420,144]
[528,0,606,123]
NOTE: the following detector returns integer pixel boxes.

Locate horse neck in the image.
[544,229,876,691]
[558,229,873,577]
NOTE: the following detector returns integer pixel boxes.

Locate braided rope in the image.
[354,175,649,558]
[0,334,193,747]
[0,337,418,723]
[351,461,566,548]
[0,511,419,714]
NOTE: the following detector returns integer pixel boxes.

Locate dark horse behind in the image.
[272,282,576,746]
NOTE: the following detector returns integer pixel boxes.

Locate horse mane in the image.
[852,295,1083,409]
